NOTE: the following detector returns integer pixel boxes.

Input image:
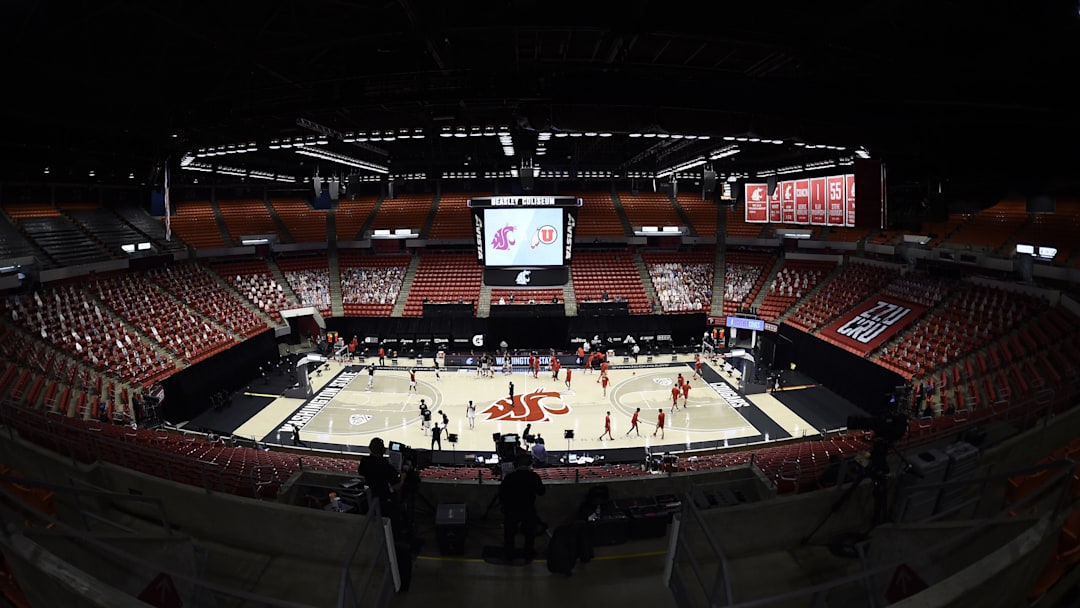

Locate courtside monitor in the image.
[469,195,580,287]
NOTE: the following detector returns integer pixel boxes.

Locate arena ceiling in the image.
[3,0,1079,193]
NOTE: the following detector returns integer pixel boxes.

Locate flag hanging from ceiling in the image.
[164,164,172,241]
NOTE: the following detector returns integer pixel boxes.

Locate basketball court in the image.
[216,353,857,458]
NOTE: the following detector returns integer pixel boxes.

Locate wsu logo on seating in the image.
[490,224,516,251]
[482,389,569,422]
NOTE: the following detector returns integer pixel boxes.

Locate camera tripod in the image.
[801,437,902,552]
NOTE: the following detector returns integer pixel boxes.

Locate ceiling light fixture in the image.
[294,148,389,173]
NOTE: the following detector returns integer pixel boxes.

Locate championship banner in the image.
[769,182,782,223]
[845,174,856,227]
[826,175,846,225]
[794,179,810,224]
[819,296,926,356]
[744,183,769,223]
[809,177,827,225]
[781,180,796,223]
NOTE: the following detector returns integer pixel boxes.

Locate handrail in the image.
[667,457,1076,608]
[0,480,318,608]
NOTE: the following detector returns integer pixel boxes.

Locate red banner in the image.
[769,183,782,222]
[794,179,810,224]
[826,175,846,225]
[845,174,856,227]
[744,184,769,223]
[809,177,826,225]
[819,296,926,356]
[780,180,795,223]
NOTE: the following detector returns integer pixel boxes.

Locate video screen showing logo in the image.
[491,224,516,251]
[483,207,563,266]
[481,389,569,422]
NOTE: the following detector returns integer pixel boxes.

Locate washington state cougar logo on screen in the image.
[491,224,516,250]
[482,389,569,422]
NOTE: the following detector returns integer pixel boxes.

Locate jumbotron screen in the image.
[469,196,580,269]
[482,207,563,267]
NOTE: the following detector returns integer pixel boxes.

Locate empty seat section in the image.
[269,199,328,243]
[618,191,681,229]
[277,256,332,316]
[1007,199,1080,264]
[64,205,154,257]
[676,193,718,236]
[429,192,487,239]
[568,193,624,237]
[217,199,281,243]
[16,210,115,267]
[336,196,379,241]
[112,204,187,252]
[210,260,296,322]
[943,199,1027,253]
[146,263,268,338]
[402,253,481,317]
[825,227,872,242]
[570,251,650,314]
[339,252,409,316]
[168,201,227,249]
[368,194,434,234]
[725,206,766,239]
[643,249,715,313]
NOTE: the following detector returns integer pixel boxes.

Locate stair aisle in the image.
[209,198,234,247]
[203,264,282,329]
[563,280,578,316]
[751,257,787,312]
[711,247,726,317]
[477,284,492,318]
[328,247,343,318]
[609,191,634,236]
[392,256,421,317]
[776,263,844,325]
[634,251,658,310]
[263,199,294,243]
[267,260,300,307]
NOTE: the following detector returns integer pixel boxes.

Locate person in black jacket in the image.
[499,453,546,562]
[357,437,403,519]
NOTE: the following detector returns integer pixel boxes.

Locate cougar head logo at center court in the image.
[482,389,569,422]
[491,224,516,251]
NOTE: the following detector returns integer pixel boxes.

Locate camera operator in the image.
[357,437,404,531]
[499,453,546,562]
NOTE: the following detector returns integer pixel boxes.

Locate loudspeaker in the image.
[703,170,717,193]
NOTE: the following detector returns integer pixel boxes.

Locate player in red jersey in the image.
[551,357,561,380]
[694,354,703,380]
[677,373,685,389]
[682,381,691,406]
[671,385,680,410]
[601,373,610,397]
[599,411,613,440]
[654,409,665,439]
[409,368,417,392]
[626,407,640,436]
[564,368,572,389]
